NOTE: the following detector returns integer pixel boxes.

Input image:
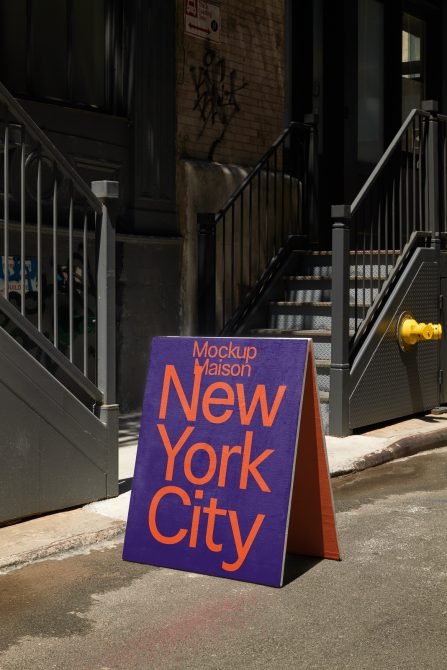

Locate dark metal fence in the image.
[197,120,318,334]
[0,81,118,410]
[330,101,447,435]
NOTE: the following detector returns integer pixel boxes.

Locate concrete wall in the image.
[116,236,182,413]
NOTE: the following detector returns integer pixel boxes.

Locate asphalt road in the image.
[1,447,446,670]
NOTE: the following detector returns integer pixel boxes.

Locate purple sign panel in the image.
[123,336,309,587]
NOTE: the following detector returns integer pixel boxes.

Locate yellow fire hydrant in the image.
[398,312,442,351]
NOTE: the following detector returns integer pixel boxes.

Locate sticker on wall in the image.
[185,0,220,43]
[0,256,38,294]
[123,336,340,587]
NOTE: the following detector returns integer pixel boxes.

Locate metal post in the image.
[92,180,119,405]
[329,206,352,436]
[92,180,119,497]
[422,100,440,236]
[304,113,319,244]
[197,213,217,335]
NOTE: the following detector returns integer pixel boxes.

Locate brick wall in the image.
[176,0,285,167]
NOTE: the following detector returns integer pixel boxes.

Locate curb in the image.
[2,429,446,573]
[334,426,447,476]
[0,521,125,574]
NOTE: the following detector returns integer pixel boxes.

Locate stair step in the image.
[315,359,331,368]
[319,391,329,403]
[287,267,392,280]
[294,249,400,256]
[250,328,352,363]
[290,250,398,280]
[251,328,334,337]
[271,301,371,309]
[269,303,365,330]
[285,275,382,282]
[274,301,334,307]
[284,286,379,305]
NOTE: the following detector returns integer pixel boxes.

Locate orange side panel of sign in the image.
[286,347,341,560]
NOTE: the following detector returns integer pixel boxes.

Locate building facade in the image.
[1,0,446,413]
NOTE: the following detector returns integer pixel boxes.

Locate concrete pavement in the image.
[1,411,447,574]
[1,447,446,670]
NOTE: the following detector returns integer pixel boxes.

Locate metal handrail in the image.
[350,230,431,355]
[0,294,103,403]
[333,107,434,337]
[0,81,102,214]
[0,83,117,410]
[215,122,309,222]
[222,235,307,335]
[198,120,317,334]
[351,108,430,216]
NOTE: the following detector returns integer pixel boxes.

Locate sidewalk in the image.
[1,411,447,574]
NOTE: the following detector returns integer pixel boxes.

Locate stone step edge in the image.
[285,275,384,282]
[250,328,355,338]
[294,249,401,256]
[270,300,372,309]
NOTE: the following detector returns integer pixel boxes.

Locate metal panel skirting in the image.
[349,246,440,430]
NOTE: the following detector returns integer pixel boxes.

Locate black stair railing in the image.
[197,119,318,335]
[0,81,118,411]
[330,100,447,436]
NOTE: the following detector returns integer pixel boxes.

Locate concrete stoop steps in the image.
[250,249,395,433]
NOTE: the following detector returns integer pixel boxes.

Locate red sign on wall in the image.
[185,0,220,43]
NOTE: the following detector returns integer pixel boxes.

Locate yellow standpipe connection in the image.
[397,312,442,352]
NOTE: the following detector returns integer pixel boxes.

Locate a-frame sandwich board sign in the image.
[123,337,340,587]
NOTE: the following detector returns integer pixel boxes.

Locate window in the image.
[0,0,118,112]
[402,13,426,120]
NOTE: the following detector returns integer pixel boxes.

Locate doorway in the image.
[355,1,442,194]
[286,0,443,244]
[402,11,427,120]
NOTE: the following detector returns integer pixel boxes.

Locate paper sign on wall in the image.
[0,256,38,293]
[185,0,220,43]
[123,337,340,587]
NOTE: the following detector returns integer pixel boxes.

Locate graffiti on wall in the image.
[0,244,96,377]
[190,43,248,161]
